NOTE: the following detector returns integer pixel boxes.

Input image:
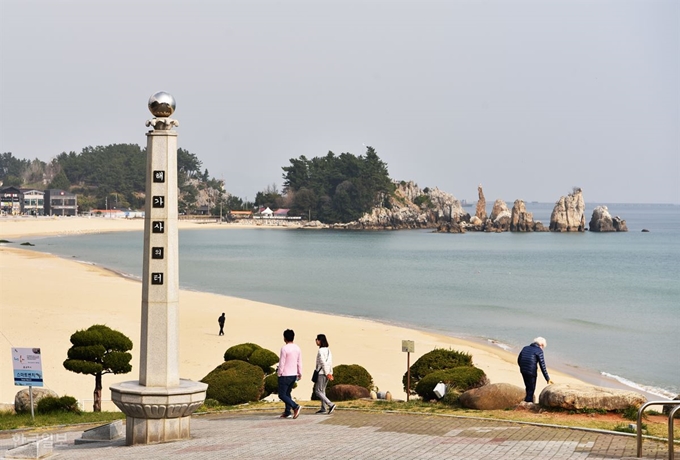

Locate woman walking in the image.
[314,334,336,414]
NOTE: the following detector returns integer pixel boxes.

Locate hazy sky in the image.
[1,0,678,204]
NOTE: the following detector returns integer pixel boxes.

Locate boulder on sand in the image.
[539,383,646,411]
[459,383,525,410]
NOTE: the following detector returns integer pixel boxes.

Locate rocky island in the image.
[307,182,627,233]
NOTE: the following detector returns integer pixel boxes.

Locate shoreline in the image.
[0,215,287,240]
[0,217,665,410]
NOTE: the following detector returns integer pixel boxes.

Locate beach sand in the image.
[0,217,591,411]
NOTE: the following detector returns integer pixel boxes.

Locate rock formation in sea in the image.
[549,188,586,232]
[510,200,533,232]
[589,205,628,232]
[475,185,487,222]
[350,181,468,230]
[487,199,511,232]
[509,200,549,232]
[331,183,621,235]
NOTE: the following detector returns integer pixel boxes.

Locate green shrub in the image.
[413,195,432,208]
[250,348,279,374]
[36,397,61,414]
[262,373,298,399]
[201,361,265,406]
[263,373,279,398]
[328,364,373,391]
[440,388,462,407]
[619,405,640,421]
[415,367,487,400]
[223,343,262,362]
[202,398,221,408]
[37,396,80,414]
[403,348,473,393]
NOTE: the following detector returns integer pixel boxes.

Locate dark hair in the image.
[283,329,295,342]
[316,334,329,348]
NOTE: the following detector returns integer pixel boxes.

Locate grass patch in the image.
[614,422,647,434]
[0,410,124,431]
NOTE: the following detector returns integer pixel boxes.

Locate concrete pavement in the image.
[0,408,673,459]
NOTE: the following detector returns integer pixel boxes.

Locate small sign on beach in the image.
[401,340,414,353]
[12,348,43,387]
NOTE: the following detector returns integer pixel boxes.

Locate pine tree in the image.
[63,324,133,412]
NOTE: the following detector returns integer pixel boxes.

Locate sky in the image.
[1,0,678,204]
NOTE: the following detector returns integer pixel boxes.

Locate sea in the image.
[21,203,680,399]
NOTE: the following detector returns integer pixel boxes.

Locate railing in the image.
[637,400,680,459]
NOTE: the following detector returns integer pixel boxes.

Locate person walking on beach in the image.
[277,329,302,419]
[217,313,226,336]
[313,334,336,414]
[517,337,553,403]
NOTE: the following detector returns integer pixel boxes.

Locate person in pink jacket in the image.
[277,329,302,419]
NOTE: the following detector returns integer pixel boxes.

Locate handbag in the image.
[311,369,319,383]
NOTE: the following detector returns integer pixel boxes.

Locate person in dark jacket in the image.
[517,337,553,403]
[218,313,226,336]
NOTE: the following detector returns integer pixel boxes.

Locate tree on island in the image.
[63,324,133,412]
[281,146,394,223]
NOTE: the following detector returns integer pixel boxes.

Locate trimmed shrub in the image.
[262,373,298,399]
[327,384,371,401]
[328,364,373,391]
[36,396,62,414]
[36,396,80,414]
[415,367,488,401]
[223,343,262,362]
[263,373,279,398]
[201,360,265,405]
[250,348,279,374]
[403,348,473,393]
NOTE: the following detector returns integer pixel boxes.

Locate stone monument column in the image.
[110,92,207,446]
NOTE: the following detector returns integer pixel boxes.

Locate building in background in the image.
[20,189,45,215]
[0,186,22,215]
[44,189,77,216]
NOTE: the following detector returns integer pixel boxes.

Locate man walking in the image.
[517,336,553,403]
[218,313,226,336]
[277,329,302,419]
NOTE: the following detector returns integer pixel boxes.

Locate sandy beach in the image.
[0,217,591,411]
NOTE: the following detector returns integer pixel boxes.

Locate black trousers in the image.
[521,372,537,403]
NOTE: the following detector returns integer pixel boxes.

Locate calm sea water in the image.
[25,203,680,397]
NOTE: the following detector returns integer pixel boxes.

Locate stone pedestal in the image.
[110,379,207,445]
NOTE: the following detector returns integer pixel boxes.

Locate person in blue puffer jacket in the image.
[517,337,554,403]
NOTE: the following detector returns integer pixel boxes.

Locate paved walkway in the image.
[0,408,673,459]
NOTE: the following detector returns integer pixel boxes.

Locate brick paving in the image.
[0,408,673,459]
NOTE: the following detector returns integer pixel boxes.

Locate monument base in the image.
[110,379,207,445]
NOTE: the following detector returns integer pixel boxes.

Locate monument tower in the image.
[110,92,207,445]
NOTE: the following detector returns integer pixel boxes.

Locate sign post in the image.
[401,340,414,402]
[12,348,44,419]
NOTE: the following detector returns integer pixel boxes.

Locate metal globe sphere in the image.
[148,92,176,117]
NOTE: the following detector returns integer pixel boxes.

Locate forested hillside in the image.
[2,145,397,223]
[0,145,226,214]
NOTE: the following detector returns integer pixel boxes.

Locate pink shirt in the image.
[278,342,302,377]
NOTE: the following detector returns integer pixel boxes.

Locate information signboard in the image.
[401,340,415,353]
[12,348,43,387]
